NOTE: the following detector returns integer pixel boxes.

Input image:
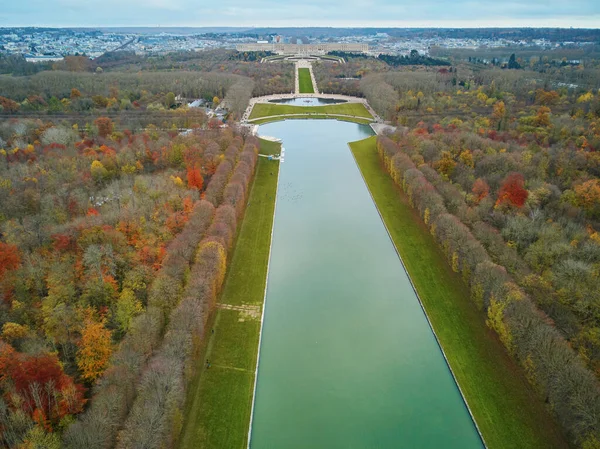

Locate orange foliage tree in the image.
[472,178,490,203]
[186,166,204,190]
[94,117,114,138]
[574,179,600,217]
[496,172,528,208]
[76,317,113,382]
[0,96,20,113]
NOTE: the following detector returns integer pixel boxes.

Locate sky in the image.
[2,0,600,28]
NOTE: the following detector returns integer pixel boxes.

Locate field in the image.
[297,67,315,93]
[349,136,569,449]
[248,102,373,120]
[178,139,280,449]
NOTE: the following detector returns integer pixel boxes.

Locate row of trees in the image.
[377,134,600,447]
[114,139,258,448]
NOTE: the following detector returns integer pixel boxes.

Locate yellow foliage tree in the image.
[77,318,112,382]
[90,160,108,183]
[2,322,28,341]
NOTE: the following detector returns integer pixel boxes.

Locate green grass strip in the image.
[298,67,315,93]
[178,139,280,449]
[249,102,373,120]
[349,136,569,449]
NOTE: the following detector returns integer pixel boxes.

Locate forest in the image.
[0,50,293,105]
[1,39,600,448]
[374,75,600,446]
[0,114,260,447]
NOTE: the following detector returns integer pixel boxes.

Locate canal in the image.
[250,119,483,448]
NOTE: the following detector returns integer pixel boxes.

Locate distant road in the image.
[95,37,137,59]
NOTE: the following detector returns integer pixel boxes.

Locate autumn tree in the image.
[6,352,85,425]
[186,166,204,190]
[534,106,551,127]
[0,96,20,113]
[492,100,507,130]
[574,179,600,217]
[70,88,82,99]
[90,160,109,184]
[472,178,490,204]
[76,317,113,382]
[0,242,21,277]
[94,117,114,138]
[496,172,528,208]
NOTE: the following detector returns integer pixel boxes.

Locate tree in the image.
[70,88,82,100]
[496,173,528,208]
[7,352,85,424]
[115,288,142,333]
[20,425,62,449]
[186,166,204,190]
[508,53,521,69]
[0,96,20,113]
[0,242,20,277]
[164,92,176,109]
[574,179,600,217]
[94,117,114,138]
[534,106,551,127]
[90,160,109,183]
[472,178,490,203]
[76,318,113,382]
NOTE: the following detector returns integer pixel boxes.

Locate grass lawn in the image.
[178,139,280,449]
[298,67,315,93]
[349,136,569,449]
[248,102,373,120]
[252,115,373,125]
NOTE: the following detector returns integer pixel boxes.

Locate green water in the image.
[250,120,483,449]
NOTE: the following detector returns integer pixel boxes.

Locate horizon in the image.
[2,0,599,30]
[2,25,600,30]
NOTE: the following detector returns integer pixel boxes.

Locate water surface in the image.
[250,120,483,449]
[268,97,347,106]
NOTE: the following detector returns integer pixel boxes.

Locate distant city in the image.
[1,27,597,62]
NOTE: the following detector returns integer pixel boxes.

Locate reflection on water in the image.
[268,97,347,106]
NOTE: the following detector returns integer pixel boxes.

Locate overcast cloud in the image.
[2,0,599,28]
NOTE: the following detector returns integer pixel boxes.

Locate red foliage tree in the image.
[496,173,528,208]
[52,233,74,252]
[6,352,86,426]
[187,166,204,190]
[472,178,490,203]
[0,342,15,382]
[0,242,21,277]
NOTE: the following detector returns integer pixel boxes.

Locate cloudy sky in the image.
[2,0,600,28]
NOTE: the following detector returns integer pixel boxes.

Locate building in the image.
[236,43,369,55]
